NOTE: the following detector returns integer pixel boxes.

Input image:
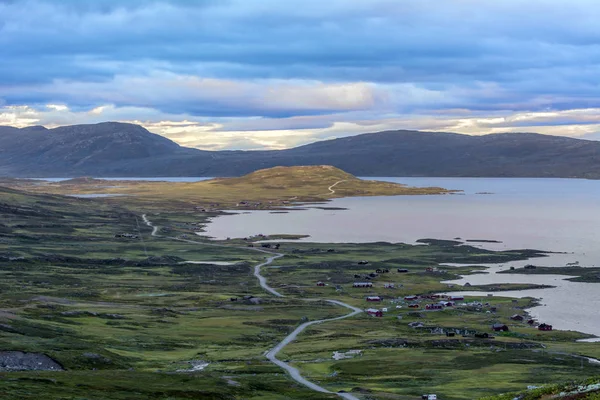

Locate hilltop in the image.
[1,123,600,178]
[8,166,452,207]
[207,165,451,200]
[214,165,356,187]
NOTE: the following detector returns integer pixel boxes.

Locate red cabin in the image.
[366,308,383,317]
[316,282,325,287]
[366,296,383,302]
[492,323,509,332]
[538,323,553,331]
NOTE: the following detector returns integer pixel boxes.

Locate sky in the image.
[1,0,600,150]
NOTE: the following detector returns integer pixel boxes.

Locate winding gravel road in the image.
[265,299,362,400]
[254,255,285,297]
[142,214,159,236]
[142,214,362,399]
[325,180,347,195]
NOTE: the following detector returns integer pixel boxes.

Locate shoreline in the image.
[194,223,600,339]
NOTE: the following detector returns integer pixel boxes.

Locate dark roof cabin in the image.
[366,308,383,317]
[492,323,509,332]
[538,323,553,331]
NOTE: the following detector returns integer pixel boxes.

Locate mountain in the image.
[1,122,600,178]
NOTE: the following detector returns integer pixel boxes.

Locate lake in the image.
[202,177,600,337]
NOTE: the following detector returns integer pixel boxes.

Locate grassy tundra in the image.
[0,169,599,399]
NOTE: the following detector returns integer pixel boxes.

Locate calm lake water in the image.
[203,177,600,337]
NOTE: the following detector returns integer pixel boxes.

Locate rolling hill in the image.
[13,165,451,206]
[1,122,600,178]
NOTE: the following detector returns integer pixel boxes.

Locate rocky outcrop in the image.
[0,351,64,371]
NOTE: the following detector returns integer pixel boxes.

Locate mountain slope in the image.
[1,123,600,178]
[0,122,196,176]
[279,130,600,178]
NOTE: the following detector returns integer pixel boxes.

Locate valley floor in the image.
[0,188,599,399]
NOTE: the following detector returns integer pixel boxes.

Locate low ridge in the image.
[1,123,600,178]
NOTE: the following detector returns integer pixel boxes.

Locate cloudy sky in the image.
[2,0,600,150]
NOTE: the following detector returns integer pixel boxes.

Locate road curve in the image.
[141,214,159,236]
[254,255,285,297]
[142,214,361,399]
[326,180,347,195]
[265,299,362,400]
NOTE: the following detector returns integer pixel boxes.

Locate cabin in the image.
[448,295,464,301]
[115,233,139,239]
[261,243,272,248]
[538,323,553,331]
[358,260,369,265]
[524,264,537,269]
[404,295,419,301]
[366,296,383,302]
[510,314,524,321]
[376,269,384,274]
[397,268,409,273]
[492,323,509,332]
[408,303,420,308]
[464,282,472,287]
[316,282,326,287]
[425,267,434,272]
[353,282,373,288]
[474,332,491,339]
[527,319,536,325]
[425,303,444,310]
[366,308,383,317]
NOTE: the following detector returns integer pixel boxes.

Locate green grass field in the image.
[1,184,599,399]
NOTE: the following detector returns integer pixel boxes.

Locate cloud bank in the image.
[1,0,600,149]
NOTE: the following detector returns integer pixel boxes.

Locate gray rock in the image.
[0,351,63,371]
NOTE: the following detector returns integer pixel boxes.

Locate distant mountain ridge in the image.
[1,122,599,178]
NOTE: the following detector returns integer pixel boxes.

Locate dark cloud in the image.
[1,0,600,119]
